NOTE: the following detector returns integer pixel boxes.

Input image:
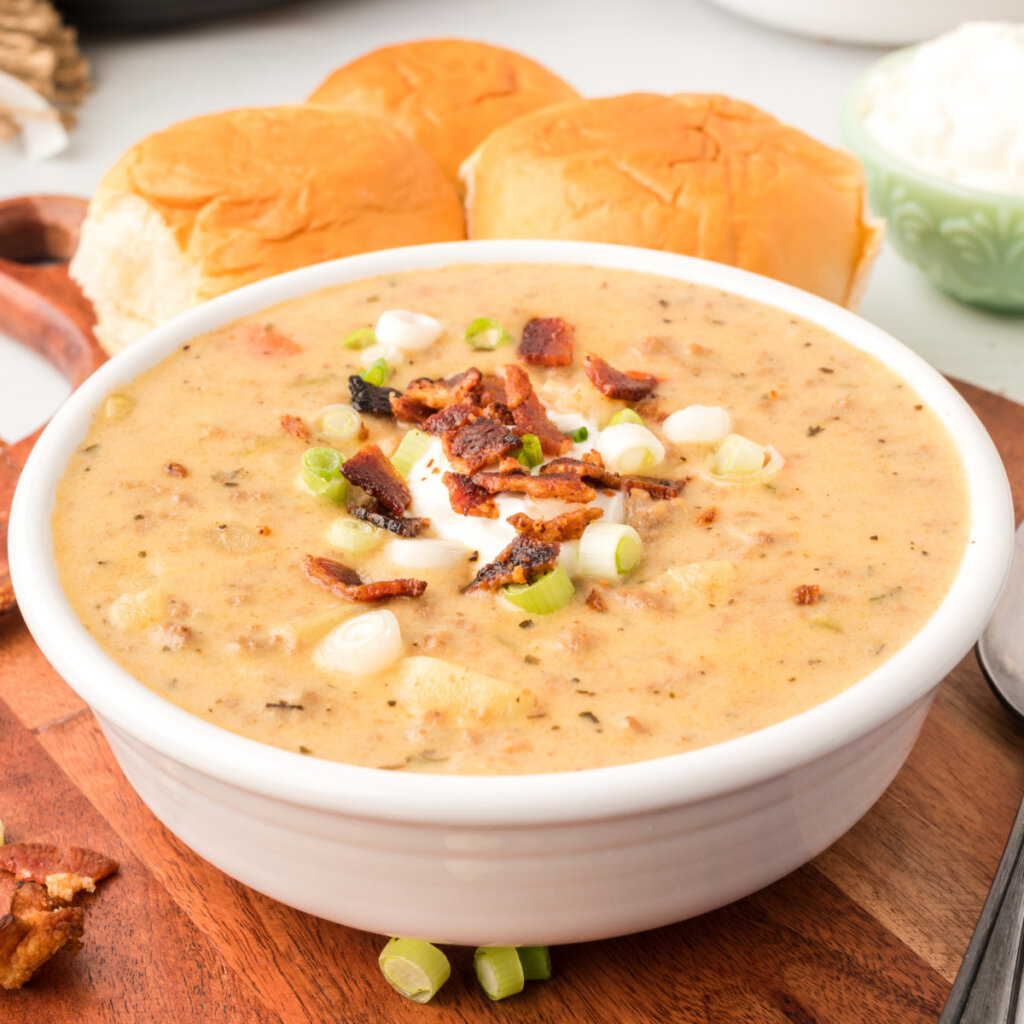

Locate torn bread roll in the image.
[461,92,883,309]
[308,38,579,190]
[70,104,465,355]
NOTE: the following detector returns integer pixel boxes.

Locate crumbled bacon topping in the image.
[793,584,820,606]
[402,368,483,410]
[585,588,607,612]
[422,401,478,436]
[350,505,429,536]
[621,476,685,500]
[442,472,499,518]
[464,535,559,592]
[389,393,433,424]
[503,364,572,456]
[164,462,188,477]
[342,444,410,515]
[279,414,308,441]
[540,454,622,490]
[471,470,596,503]
[349,375,401,416]
[582,353,657,401]
[442,418,522,474]
[518,317,574,367]
[507,506,603,543]
[302,555,426,601]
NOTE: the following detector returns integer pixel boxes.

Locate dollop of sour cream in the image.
[859,22,1024,195]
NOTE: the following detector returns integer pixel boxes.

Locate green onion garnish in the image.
[710,433,766,477]
[301,446,349,504]
[578,522,643,580]
[516,946,552,981]
[317,403,362,446]
[390,428,431,478]
[514,433,544,468]
[360,357,391,387]
[504,564,575,614]
[326,516,382,557]
[474,946,525,1001]
[568,426,589,443]
[344,327,376,349]
[378,937,451,1004]
[464,317,510,350]
[608,407,644,426]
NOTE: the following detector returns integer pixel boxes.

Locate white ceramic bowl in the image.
[10,240,1014,946]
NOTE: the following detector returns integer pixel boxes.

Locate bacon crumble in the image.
[503,364,572,456]
[442,418,522,474]
[349,505,429,537]
[793,584,820,606]
[585,588,607,612]
[164,462,188,477]
[517,317,575,367]
[442,472,500,518]
[302,554,426,602]
[464,535,560,592]
[342,444,411,515]
[279,414,308,441]
[471,470,596,503]
[349,375,400,416]
[507,507,603,543]
[402,368,483,410]
[621,476,685,500]
[422,401,478,436]
[583,353,657,401]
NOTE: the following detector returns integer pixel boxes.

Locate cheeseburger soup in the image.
[52,263,969,775]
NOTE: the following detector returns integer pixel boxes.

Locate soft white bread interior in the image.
[70,104,466,355]
[461,92,883,309]
[308,38,580,190]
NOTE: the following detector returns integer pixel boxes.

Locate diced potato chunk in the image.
[108,589,165,630]
[653,561,738,604]
[392,656,528,722]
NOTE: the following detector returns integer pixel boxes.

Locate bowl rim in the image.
[10,239,1014,826]
[841,45,1024,208]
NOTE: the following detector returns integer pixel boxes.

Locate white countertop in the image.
[1,0,1021,443]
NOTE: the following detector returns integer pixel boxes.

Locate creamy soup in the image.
[52,263,969,774]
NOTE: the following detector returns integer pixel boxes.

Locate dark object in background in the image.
[53,0,306,33]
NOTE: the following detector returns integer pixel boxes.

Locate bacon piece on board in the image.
[464,535,560,592]
[342,444,411,515]
[0,882,85,990]
[517,317,574,367]
[0,842,119,898]
[302,555,426,601]
[443,418,522,474]
[583,353,657,401]
[442,472,499,519]
[507,506,603,543]
[502,364,572,456]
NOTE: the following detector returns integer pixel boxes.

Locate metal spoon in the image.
[939,522,1024,1023]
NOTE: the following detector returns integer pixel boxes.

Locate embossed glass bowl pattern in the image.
[842,49,1024,313]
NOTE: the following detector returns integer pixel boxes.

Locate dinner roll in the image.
[461,93,883,309]
[70,105,465,355]
[307,38,579,189]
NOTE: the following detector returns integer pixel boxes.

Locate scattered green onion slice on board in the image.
[474,946,525,1001]
[378,937,451,1004]
[344,327,376,349]
[504,565,575,614]
[515,433,544,468]
[301,446,348,504]
[608,407,644,426]
[390,428,431,478]
[360,357,391,387]
[464,317,510,350]
[578,522,643,580]
[317,404,362,445]
[326,517,382,557]
[515,946,552,981]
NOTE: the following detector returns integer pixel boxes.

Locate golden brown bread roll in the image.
[307,38,579,190]
[70,104,465,355]
[461,92,883,309]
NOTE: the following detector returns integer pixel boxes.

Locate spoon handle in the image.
[938,794,1024,1023]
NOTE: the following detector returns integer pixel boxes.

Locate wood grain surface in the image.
[0,207,1022,1020]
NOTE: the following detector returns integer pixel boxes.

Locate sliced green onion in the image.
[515,433,543,468]
[378,937,450,1004]
[474,946,525,1001]
[386,537,468,570]
[578,522,643,580]
[390,428,431,478]
[360,357,391,387]
[608,407,644,426]
[558,539,581,579]
[705,433,786,483]
[344,327,376,349]
[504,565,575,614]
[568,426,589,443]
[464,317,510,350]
[516,946,552,981]
[594,422,666,475]
[315,609,403,675]
[326,517,382,557]
[301,446,349,504]
[317,403,362,445]
[377,309,443,351]
[104,393,136,420]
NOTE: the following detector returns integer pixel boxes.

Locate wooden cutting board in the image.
[2,197,1023,1023]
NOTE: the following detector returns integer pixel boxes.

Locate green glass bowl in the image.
[841,48,1024,312]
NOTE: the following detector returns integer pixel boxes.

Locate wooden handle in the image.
[0,194,106,616]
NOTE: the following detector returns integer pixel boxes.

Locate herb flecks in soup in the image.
[52,264,969,775]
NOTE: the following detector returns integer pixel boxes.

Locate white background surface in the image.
[0,0,1021,443]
